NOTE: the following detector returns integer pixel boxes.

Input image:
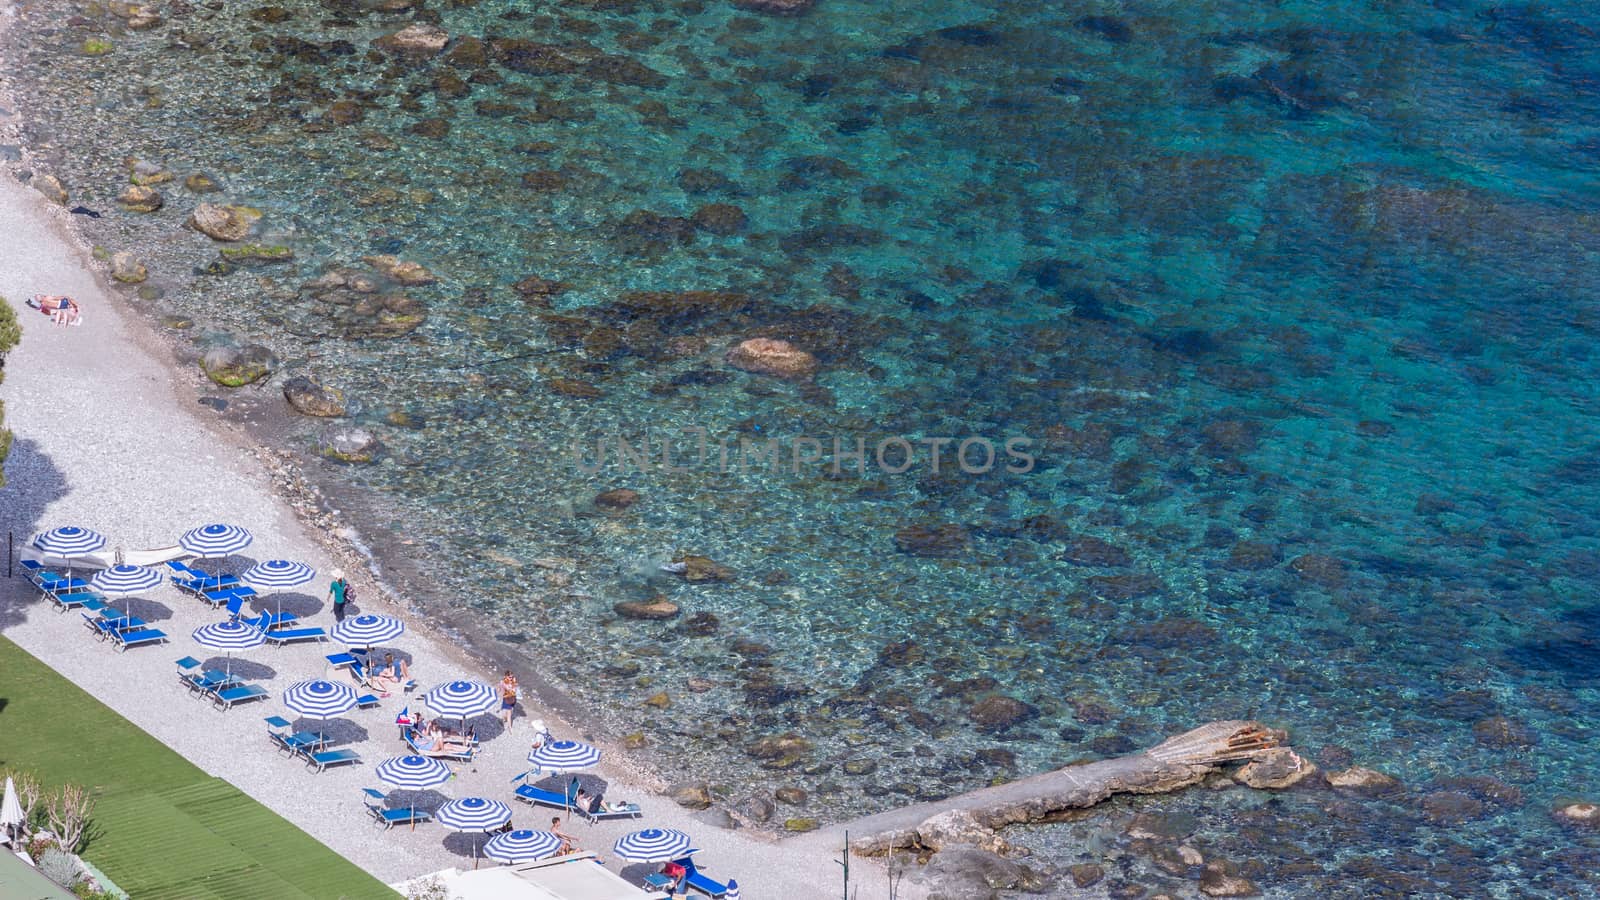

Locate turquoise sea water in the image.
[10,0,1600,893]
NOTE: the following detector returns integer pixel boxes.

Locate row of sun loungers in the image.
[265,716,363,772]
[175,657,270,710]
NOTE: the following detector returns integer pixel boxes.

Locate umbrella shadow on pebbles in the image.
[533,773,609,796]
[618,863,665,885]
[387,788,449,814]
[246,591,323,618]
[202,657,276,680]
[442,830,503,861]
[466,718,506,743]
[293,717,369,744]
[122,599,175,622]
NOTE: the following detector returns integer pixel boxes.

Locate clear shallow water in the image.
[11,0,1600,893]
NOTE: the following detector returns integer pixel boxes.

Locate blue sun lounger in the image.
[52,590,107,613]
[188,669,240,697]
[305,747,361,773]
[671,856,728,898]
[265,627,327,647]
[576,798,643,824]
[362,789,431,829]
[42,575,91,597]
[114,628,167,652]
[84,611,145,640]
[241,611,297,630]
[213,683,270,710]
[404,727,473,762]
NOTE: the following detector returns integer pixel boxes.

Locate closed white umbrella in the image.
[1,776,25,845]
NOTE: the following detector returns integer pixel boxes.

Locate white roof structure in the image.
[392,853,668,900]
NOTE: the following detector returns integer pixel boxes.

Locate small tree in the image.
[3,769,44,833]
[45,784,94,853]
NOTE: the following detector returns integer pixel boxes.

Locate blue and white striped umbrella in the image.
[374,755,452,790]
[32,527,106,577]
[191,619,266,676]
[33,526,107,558]
[91,564,163,619]
[243,559,316,617]
[483,829,562,863]
[613,828,693,863]
[283,679,358,720]
[242,559,316,590]
[180,523,253,559]
[421,680,497,721]
[90,564,162,596]
[436,797,513,869]
[331,614,405,650]
[192,619,268,651]
[374,755,452,831]
[436,796,509,831]
[726,879,741,900]
[528,739,601,773]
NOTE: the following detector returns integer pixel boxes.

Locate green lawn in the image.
[0,636,396,899]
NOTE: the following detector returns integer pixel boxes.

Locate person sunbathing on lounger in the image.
[27,295,81,325]
[370,653,409,692]
[412,723,471,756]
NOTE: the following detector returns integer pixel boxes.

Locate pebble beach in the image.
[5,0,1600,896]
[0,151,923,898]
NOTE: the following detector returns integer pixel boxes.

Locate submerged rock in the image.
[321,427,382,464]
[1554,802,1600,828]
[183,173,221,193]
[668,781,712,809]
[1070,864,1105,888]
[117,184,163,212]
[733,0,817,14]
[189,203,260,242]
[668,555,734,583]
[363,254,437,285]
[1421,790,1485,824]
[1326,766,1399,791]
[110,251,147,284]
[219,244,294,265]
[594,488,641,510]
[282,375,347,417]
[921,845,1052,896]
[736,795,775,823]
[200,344,276,387]
[968,695,1034,731]
[373,23,449,57]
[726,338,819,379]
[1234,748,1315,789]
[614,597,680,620]
[33,174,67,205]
[1472,714,1536,748]
[894,523,971,557]
[1199,862,1260,897]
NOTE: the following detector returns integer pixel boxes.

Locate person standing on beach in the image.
[498,670,519,728]
[327,569,349,622]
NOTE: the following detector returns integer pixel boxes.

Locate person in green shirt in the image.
[327,569,349,622]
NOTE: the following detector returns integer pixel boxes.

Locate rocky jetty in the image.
[825,721,1306,894]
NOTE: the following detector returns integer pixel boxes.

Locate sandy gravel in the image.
[0,107,925,900]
